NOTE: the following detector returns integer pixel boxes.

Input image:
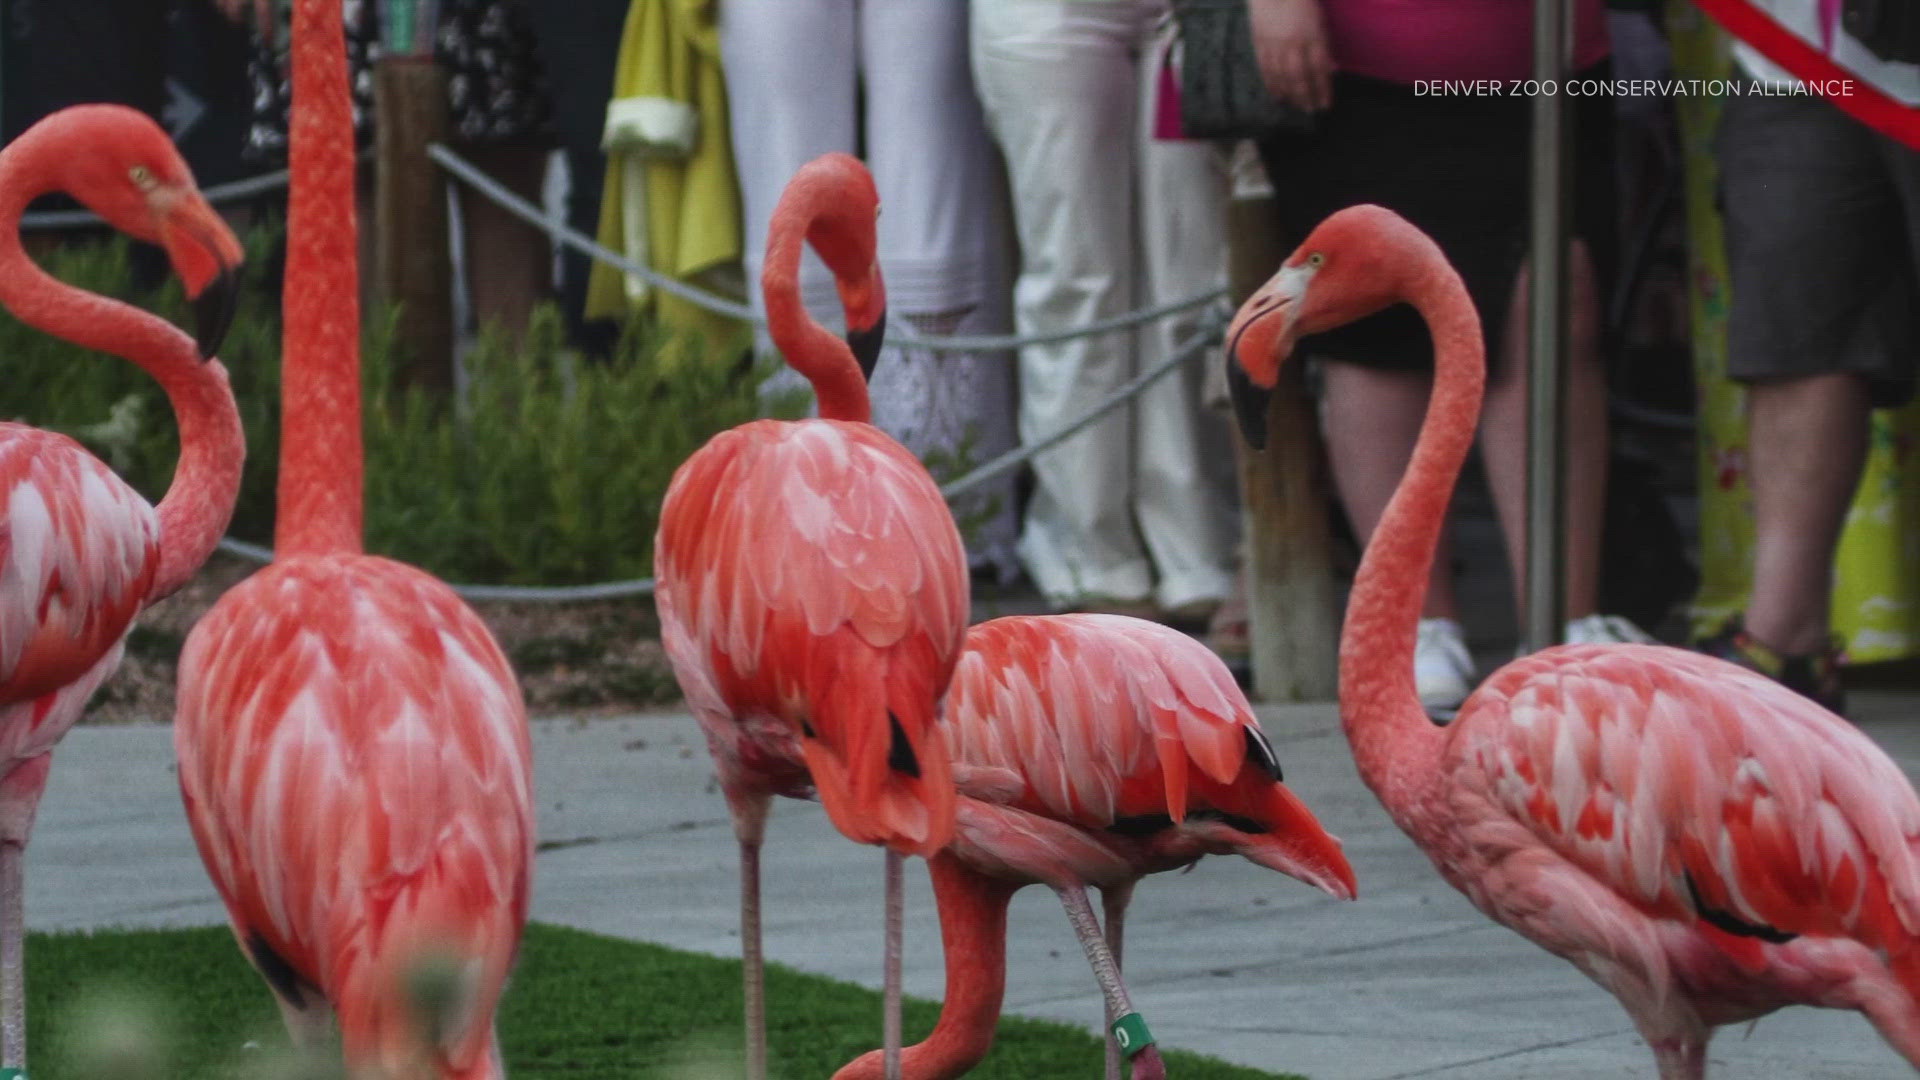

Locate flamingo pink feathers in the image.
[654,152,965,1079]
[1,104,244,1071]
[173,0,533,1075]
[837,614,1356,1080]
[1227,204,1920,1079]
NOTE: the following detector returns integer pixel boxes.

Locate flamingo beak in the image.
[1223,264,1312,450]
[192,263,241,362]
[158,187,245,360]
[841,260,888,382]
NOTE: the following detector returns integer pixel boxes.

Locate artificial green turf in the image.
[27,923,1302,1078]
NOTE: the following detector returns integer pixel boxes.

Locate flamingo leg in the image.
[883,848,903,1080]
[1100,883,1135,1080]
[0,752,51,1074]
[0,839,23,1071]
[742,836,767,1080]
[1055,884,1163,1080]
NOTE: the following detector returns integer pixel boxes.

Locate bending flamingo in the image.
[655,151,964,1080]
[0,105,242,1071]
[835,614,1356,1080]
[1227,204,1920,1078]
[174,1,532,1075]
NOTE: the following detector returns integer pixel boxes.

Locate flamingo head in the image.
[794,152,889,380]
[1224,204,1434,447]
[43,104,245,359]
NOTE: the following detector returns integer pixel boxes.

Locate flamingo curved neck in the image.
[0,131,244,601]
[1337,257,1484,835]
[763,189,871,424]
[275,0,364,558]
[835,853,1012,1080]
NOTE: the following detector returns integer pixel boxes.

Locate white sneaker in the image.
[1563,613,1656,646]
[1415,617,1475,710]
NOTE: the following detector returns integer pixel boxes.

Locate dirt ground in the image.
[85,552,681,724]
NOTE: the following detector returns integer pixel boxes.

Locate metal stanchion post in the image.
[1523,0,1572,654]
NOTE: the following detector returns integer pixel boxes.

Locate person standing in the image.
[971,0,1241,620]
[1246,0,1647,713]
[1689,0,1920,716]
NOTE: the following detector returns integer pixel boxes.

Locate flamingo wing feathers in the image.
[0,425,157,709]
[655,418,966,853]
[176,554,532,1071]
[1459,644,1920,954]
[945,614,1263,826]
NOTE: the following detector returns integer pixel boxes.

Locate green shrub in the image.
[1,229,285,544]
[3,228,796,585]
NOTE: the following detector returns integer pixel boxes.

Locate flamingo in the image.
[0,104,243,1071]
[833,613,1357,1080]
[173,0,532,1075]
[654,151,964,1080]
[1226,204,1920,1078]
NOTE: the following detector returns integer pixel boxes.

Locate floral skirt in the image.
[244,0,553,165]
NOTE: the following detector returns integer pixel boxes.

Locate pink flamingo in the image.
[655,152,964,1080]
[835,614,1357,1080]
[173,0,532,1075]
[1227,204,1920,1078]
[0,104,243,1071]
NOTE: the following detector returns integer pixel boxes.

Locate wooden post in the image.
[1228,194,1340,702]
[372,55,453,390]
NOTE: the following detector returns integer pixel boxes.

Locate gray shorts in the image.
[1717,89,1920,407]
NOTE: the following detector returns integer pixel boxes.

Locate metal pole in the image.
[1523,0,1572,654]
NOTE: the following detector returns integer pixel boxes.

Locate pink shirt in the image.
[1324,1,1613,85]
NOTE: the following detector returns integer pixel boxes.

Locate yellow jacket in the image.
[586,0,745,348]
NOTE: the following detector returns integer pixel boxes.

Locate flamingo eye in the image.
[1307,252,1325,268]
[129,165,155,189]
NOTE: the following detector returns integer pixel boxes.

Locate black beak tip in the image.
[1227,353,1272,451]
[846,308,887,383]
[192,266,240,361]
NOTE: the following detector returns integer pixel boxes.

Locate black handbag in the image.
[1169,0,1315,140]
[1843,0,1920,66]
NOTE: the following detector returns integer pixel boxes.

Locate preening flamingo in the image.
[0,104,243,1072]
[1227,205,1920,1078]
[654,152,964,1080]
[173,0,532,1075]
[834,614,1357,1080]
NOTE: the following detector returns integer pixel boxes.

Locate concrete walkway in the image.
[32,697,1920,1079]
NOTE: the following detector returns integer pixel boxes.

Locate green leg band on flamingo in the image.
[1,1068,27,1079]
[1111,1012,1155,1057]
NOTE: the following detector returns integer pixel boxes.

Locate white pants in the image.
[972,0,1239,610]
[719,0,1021,578]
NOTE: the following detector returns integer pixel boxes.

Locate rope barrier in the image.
[211,312,1227,603]
[425,143,1228,353]
[43,145,1226,600]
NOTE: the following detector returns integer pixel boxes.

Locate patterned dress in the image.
[243,0,552,164]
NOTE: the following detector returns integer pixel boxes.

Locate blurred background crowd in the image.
[4,0,1919,719]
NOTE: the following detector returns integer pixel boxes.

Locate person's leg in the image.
[1130,0,1240,613]
[454,143,554,340]
[1477,241,1611,625]
[1743,375,1872,653]
[1716,92,1905,662]
[718,0,857,333]
[858,0,1021,580]
[973,0,1153,605]
[519,0,629,354]
[1318,361,1456,620]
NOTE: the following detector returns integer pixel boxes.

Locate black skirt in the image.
[1254,63,1618,376]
